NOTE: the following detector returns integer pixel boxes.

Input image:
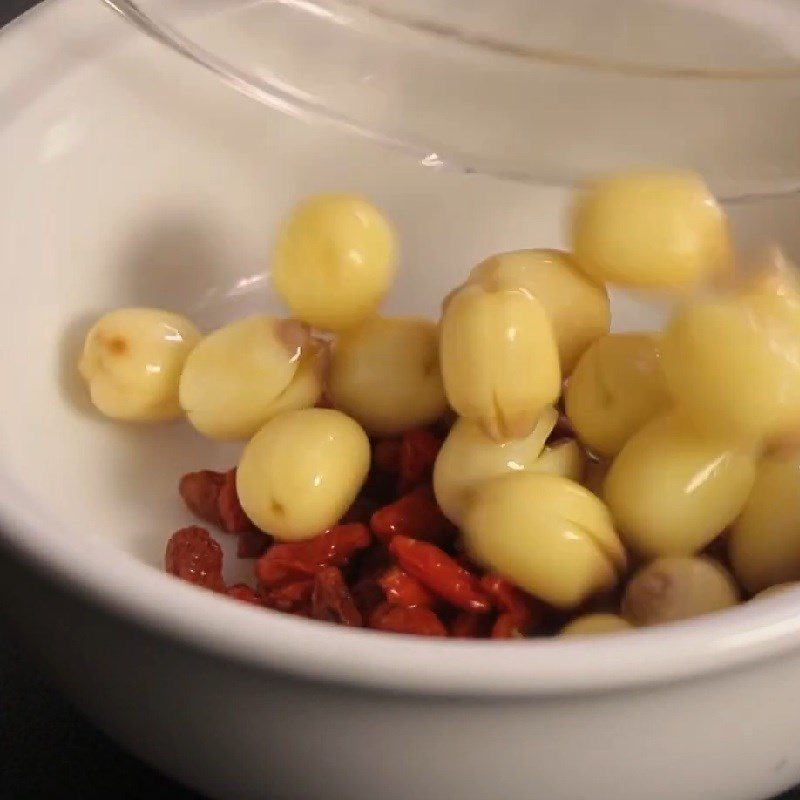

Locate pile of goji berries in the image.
[166,425,544,637]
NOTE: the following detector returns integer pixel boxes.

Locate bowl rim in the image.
[6,463,800,697]
[6,0,800,698]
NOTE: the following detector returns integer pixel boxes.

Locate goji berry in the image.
[350,576,384,617]
[261,579,315,614]
[165,526,224,591]
[431,411,456,438]
[452,548,483,576]
[388,536,492,613]
[227,583,261,605]
[378,566,436,608]
[480,574,539,618]
[340,494,380,526]
[373,437,402,474]
[255,524,371,587]
[451,612,493,639]
[237,529,271,559]
[179,470,224,527]
[218,469,254,534]
[315,393,334,410]
[370,486,454,545]
[550,414,575,441]
[480,574,543,636]
[492,613,531,639]
[311,567,362,627]
[368,602,447,637]
[398,428,441,492]
[353,543,394,579]
[361,466,396,506]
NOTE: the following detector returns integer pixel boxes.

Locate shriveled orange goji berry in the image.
[431,411,457,439]
[340,494,380,526]
[315,393,334,410]
[398,428,442,492]
[179,470,224,527]
[492,613,532,639]
[350,575,385,617]
[370,486,454,544]
[165,526,224,591]
[355,543,394,579]
[218,468,254,534]
[237,529,271,559]
[480,574,543,637]
[255,524,371,588]
[227,583,261,605]
[551,413,575,441]
[369,602,447,637]
[388,536,492,613]
[480,574,541,617]
[311,567,363,627]
[373,437,402,474]
[261,579,315,614]
[450,612,493,639]
[378,566,436,608]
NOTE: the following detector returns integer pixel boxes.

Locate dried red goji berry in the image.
[311,567,363,627]
[370,486,454,545]
[431,410,457,439]
[227,583,261,605]
[255,524,371,588]
[165,526,224,591]
[388,536,492,613]
[550,414,575,441]
[378,566,436,608]
[479,574,537,617]
[237,529,271,559]
[340,494,380,526]
[480,574,543,636]
[361,466,396,506]
[492,613,532,639]
[398,428,441,492]
[369,602,447,637]
[452,549,483,576]
[353,543,394,580]
[179,470,224,527]
[350,576,384,617]
[261,579,315,614]
[373,437,402,474]
[315,393,334,410]
[450,612,493,639]
[218,469,254,534]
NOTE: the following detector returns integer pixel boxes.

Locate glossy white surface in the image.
[4,2,800,798]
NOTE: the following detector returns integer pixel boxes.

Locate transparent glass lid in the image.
[104,0,800,198]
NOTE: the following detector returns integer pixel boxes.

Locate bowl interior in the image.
[4,0,800,629]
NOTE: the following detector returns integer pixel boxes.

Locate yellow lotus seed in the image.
[571,169,731,289]
[272,194,397,331]
[78,308,200,422]
[236,408,370,540]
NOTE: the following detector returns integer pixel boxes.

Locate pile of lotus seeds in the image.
[77,169,800,635]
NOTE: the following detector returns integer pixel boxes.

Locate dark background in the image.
[0,1,200,796]
[0,2,798,799]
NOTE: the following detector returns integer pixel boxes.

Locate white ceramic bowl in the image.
[4,3,800,800]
